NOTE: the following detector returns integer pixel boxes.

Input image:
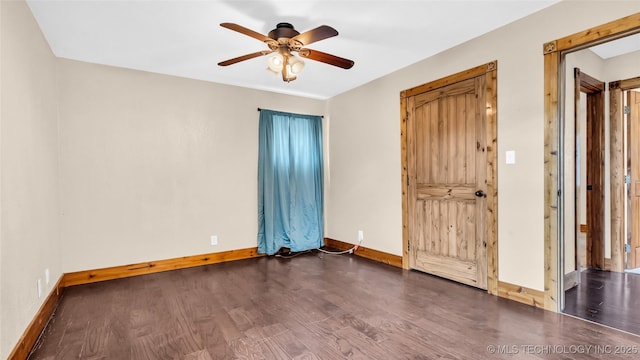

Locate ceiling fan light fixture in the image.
[267,53,284,73]
[220,22,353,83]
[267,52,304,81]
[288,55,305,75]
[281,54,296,82]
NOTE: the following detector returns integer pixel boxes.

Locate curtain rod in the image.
[257,108,324,118]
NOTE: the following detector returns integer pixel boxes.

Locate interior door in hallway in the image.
[406,70,493,290]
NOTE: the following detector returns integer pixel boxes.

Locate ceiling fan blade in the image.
[218,50,273,66]
[220,23,274,43]
[291,25,338,46]
[298,49,354,69]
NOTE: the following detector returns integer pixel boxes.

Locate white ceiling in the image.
[26,0,560,99]
[589,33,640,59]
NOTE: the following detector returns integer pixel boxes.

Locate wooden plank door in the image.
[406,75,488,289]
[630,90,640,269]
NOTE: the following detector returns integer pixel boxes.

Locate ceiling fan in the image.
[218,22,354,82]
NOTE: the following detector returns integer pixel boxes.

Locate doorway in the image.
[564,66,640,337]
[400,62,498,293]
[543,14,640,334]
[564,69,606,294]
[542,12,640,313]
[563,69,640,334]
[576,68,606,272]
[566,75,640,335]
[610,78,640,274]
[625,87,640,271]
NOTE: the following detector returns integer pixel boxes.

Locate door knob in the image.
[475,190,486,198]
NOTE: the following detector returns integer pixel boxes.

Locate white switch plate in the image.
[210,235,218,246]
[358,230,364,241]
[37,279,42,298]
[45,268,50,284]
[506,150,516,164]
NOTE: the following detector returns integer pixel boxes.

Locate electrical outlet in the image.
[37,279,42,298]
[45,268,50,285]
[210,235,218,246]
[358,230,364,242]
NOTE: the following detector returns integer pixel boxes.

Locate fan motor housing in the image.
[268,23,300,40]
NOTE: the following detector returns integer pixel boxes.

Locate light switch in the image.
[506,150,516,164]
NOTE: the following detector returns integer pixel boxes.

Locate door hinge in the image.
[407,176,409,186]
[626,175,631,184]
[407,241,411,252]
[626,244,632,253]
[624,106,631,115]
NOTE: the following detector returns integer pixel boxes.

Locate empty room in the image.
[2,0,640,359]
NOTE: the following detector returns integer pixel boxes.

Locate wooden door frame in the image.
[400,61,498,296]
[574,69,606,270]
[543,13,640,312]
[611,77,640,272]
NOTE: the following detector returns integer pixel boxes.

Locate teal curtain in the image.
[257,109,324,255]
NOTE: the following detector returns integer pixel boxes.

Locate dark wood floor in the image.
[564,268,640,335]
[30,253,639,359]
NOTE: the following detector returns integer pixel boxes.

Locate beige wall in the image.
[57,59,325,272]
[0,1,61,358]
[604,49,640,81]
[326,1,640,291]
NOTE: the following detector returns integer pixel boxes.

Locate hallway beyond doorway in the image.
[564,269,640,335]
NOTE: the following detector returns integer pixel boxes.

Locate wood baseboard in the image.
[324,238,402,268]
[563,270,579,291]
[8,276,64,360]
[497,281,544,308]
[63,247,264,287]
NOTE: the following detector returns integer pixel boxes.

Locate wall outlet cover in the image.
[506,150,516,164]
